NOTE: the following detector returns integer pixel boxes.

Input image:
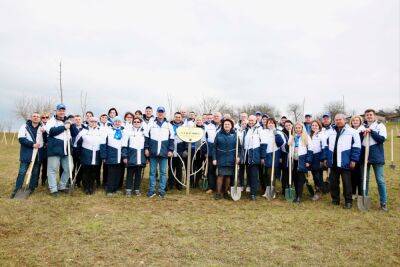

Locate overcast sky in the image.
[0,0,399,126]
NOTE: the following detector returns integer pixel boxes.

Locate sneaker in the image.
[250,195,256,201]
[51,192,59,197]
[312,193,321,201]
[134,190,141,196]
[293,197,300,204]
[380,203,388,212]
[158,192,165,199]
[206,189,213,194]
[332,200,340,206]
[10,191,16,199]
[214,193,222,200]
[58,188,69,194]
[344,203,352,209]
[246,187,251,193]
[147,192,156,198]
[126,190,132,197]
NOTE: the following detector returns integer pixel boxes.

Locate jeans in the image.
[246,164,259,196]
[13,161,41,193]
[47,156,72,193]
[148,157,168,195]
[362,163,387,204]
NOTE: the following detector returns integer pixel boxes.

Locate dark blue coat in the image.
[212,130,239,167]
[17,120,44,163]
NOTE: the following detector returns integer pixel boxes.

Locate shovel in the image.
[264,139,276,200]
[66,130,75,194]
[14,148,38,199]
[285,133,295,201]
[231,132,241,201]
[358,134,371,211]
[390,129,396,170]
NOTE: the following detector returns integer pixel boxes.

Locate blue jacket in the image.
[292,134,313,173]
[240,125,265,165]
[260,129,285,168]
[146,118,174,158]
[74,127,103,165]
[100,127,125,164]
[121,126,148,166]
[170,121,188,157]
[324,124,361,170]
[361,121,386,165]
[310,132,326,171]
[46,115,75,157]
[212,130,239,167]
[17,120,44,163]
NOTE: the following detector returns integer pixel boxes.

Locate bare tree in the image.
[238,103,280,119]
[166,92,174,120]
[59,60,63,103]
[15,96,56,120]
[80,90,88,117]
[287,103,303,122]
[324,100,346,119]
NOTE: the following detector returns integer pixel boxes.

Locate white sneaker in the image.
[246,187,250,193]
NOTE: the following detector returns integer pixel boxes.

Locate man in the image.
[46,104,75,197]
[83,111,94,129]
[71,115,85,187]
[143,106,155,125]
[361,109,388,211]
[277,116,287,131]
[204,112,222,193]
[40,112,49,186]
[255,111,262,126]
[241,115,264,200]
[10,112,44,198]
[321,113,333,131]
[168,112,186,190]
[324,114,361,209]
[145,107,174,198]
[235,112,248,131]
[304,113,312,135]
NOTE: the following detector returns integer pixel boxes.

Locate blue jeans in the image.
[47,156,72,193]
[13,161,41,193]
[362,163,387,204]
[148,157,168,195]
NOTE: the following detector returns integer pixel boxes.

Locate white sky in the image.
[0,0,399,125]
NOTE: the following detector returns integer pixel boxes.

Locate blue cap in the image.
[112,116,123,122]
[322,113,330,118]
[255,111,262,116]
[56,103,66,110]
[157,106,165,113]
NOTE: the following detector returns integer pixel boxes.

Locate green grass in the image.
[0,126,399,266]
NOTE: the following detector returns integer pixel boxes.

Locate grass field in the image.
[0,126,399,266]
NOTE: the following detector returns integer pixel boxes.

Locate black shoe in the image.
[10,192,16,199]
[380,203,388,212]
[51,192,59,197]
[344,203,352,209]
[223,192,230,200]
[250,195,256,201]
[214,193,222,200]
[332,200,340,206]
[58,189,69,194]
[293,197,301,204]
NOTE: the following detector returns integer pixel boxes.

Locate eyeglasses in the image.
[41,116,49,119]
[133,121,141,123]
[126,116,133,119]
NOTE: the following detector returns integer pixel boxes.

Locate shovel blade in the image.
[357,195,371,211]
[230,186,241,201]
[13,188,31,200]
[322,181,330,194]
[285,187,295,202]
[201,178,208,190]
[264,186,275,200]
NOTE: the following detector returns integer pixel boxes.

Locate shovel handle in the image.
[25,148,38,187]
[362,134,370,193]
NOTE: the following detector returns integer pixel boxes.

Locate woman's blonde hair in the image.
[350,115,363,129]
[293,122,309,146]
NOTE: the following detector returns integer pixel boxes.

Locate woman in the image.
[237,118,248,191]
[124,112,134,131]
[75,117,103,195]
[310,120,325,201]
[350,115,365,199]
[107,107,118,126]
[212,118,240,200]
[260,118,285,196]
[280,120,293,195]
[288,122,312,203]
[258,114,269,191]
[122,116,147,196]
[100,116,125,196]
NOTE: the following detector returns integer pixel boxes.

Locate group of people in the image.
[11,104,389,211]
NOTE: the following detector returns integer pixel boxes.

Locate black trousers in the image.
[330,167,352,204]
[106,164,121,193]
[40,156,48,185]
[126,166,143,191]
[102,161,108,187]
[119,163,125,189]
[82,165,98,192]
[293,160,306,199]
[168,157,183,190]
[281,166,289,193]
[238,164,246,187]
[94,165,101,187]
[207,156,216,190]
[192,155,205,188]
[350,163,362,196]
[259,165,266,190]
